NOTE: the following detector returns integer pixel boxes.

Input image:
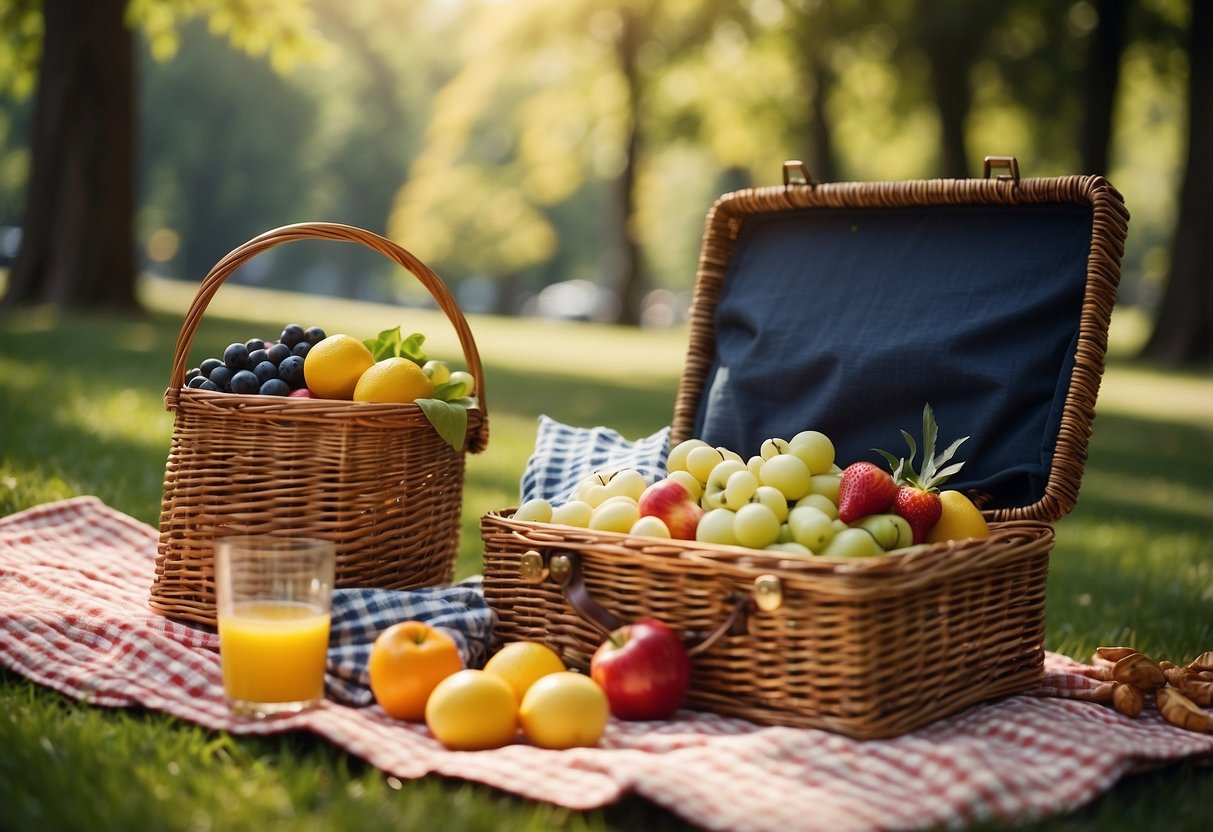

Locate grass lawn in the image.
[1,277,1211,831]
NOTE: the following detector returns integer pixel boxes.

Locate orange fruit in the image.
[353,357,435,404]
[368,621,463,722]
[482,641,566,704]
[424,669,518,750]
[303,334,375,400]
[519,672,609,749]
[926,490,991,543]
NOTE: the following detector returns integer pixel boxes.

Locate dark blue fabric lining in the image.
[692,203,1093,509]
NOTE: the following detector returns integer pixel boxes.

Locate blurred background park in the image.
[0,0,1208,369]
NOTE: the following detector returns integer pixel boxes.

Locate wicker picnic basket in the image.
[481,158,1129,739]
[151,222,488,627]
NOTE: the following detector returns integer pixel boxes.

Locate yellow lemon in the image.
[518,671,609,750]
[353,357,435,403]
[483,641,566,704]
[303,334,375,400]
[926,490,991,543]
[424,669,518,750]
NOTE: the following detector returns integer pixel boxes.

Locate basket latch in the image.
[983,155,1020,183]
[517,547,757,655]
[782,160,814,189]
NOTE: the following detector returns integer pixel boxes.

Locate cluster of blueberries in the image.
[185,324,327,396]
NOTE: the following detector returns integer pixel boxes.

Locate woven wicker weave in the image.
[152,222,487,627]
[481,162,1128,738]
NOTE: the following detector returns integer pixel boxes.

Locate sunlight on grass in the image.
[140,275,690,384]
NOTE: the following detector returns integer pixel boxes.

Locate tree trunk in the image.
[1,0,138,311]
[805,49,839,183]
[1080,0,1128,174]
[925,39,972,179]
[609,5,645,326]
[1140,0,1212,367]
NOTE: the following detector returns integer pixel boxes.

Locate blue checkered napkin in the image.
[325,577,496,706]
[519,415,672,505]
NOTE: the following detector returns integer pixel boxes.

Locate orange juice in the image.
[219,600,331,707]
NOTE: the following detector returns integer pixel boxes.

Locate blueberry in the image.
[266,343,292,365]
[248,348,270,367]
[245,338,267,353]
[253,360,279,385]
[199,379,222,392]
[292,341,311,359]
[304,326,327,345]
[278,355,306,388]
[223,342,250,370]
[259,378,291,396]
[229,370,260,394]
[186,375,207,389]
[199,357,224,376]
[209,365,234,390]
[185,367,201,382]
[280,324,306,348]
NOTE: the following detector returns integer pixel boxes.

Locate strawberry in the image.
[837,461,898,523]
[875,404,969,544]
[893,485,943,545]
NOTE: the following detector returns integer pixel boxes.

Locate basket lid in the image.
[671,159,1129,524]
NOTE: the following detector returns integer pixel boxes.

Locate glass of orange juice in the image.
[214,535,335,717]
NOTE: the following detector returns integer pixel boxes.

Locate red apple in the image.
[637,479,704,540]
[288,387,316,398]
[590,617,691,720]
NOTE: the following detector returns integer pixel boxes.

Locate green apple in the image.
[667,469,703,501]
[589,497,640,533]
[759,437,790,460]
[786,505,835,552]
[606,468,648,502]
[696,507,739,546]
[795,493,839,520]
[551,499,593,528]
[746,454,765,480]
[759,454,812,500]
[702,459,748,510]
[854,513,913,550]
[820,527,884,558]
[788,430,835,475]
[667,438,709,474]
[444,370,475,398]
[685,445,726,484]
[764,541,814,557]
[576,471,613,506]
[732,502,781,549]
[750,485,790,523]
[514,497,553,523]
[717,446,745,464]
[630,515,672,539]
[806,473,841,504]
[422,359,452,385]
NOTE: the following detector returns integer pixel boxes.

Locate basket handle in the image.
[165,222,488,451]
[527,547,751,655]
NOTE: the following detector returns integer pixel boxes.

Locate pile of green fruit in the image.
[515,406,990,559]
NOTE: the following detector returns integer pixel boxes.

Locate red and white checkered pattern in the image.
[3,496,1210,832]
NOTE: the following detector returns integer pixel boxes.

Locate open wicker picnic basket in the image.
[151,222,488,627]
[481,158,1129,739]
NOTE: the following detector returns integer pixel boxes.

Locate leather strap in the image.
[549,549,751,650]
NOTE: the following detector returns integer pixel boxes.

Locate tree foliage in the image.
[0,0,1202,360]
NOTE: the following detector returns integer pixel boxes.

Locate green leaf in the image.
[363,326,428,364]
[432,378,472,401]
[416,398,469,452]
[399,332,427,364]
[364,326,402,361]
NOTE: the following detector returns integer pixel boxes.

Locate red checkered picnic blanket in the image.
[3,496,1210,832]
